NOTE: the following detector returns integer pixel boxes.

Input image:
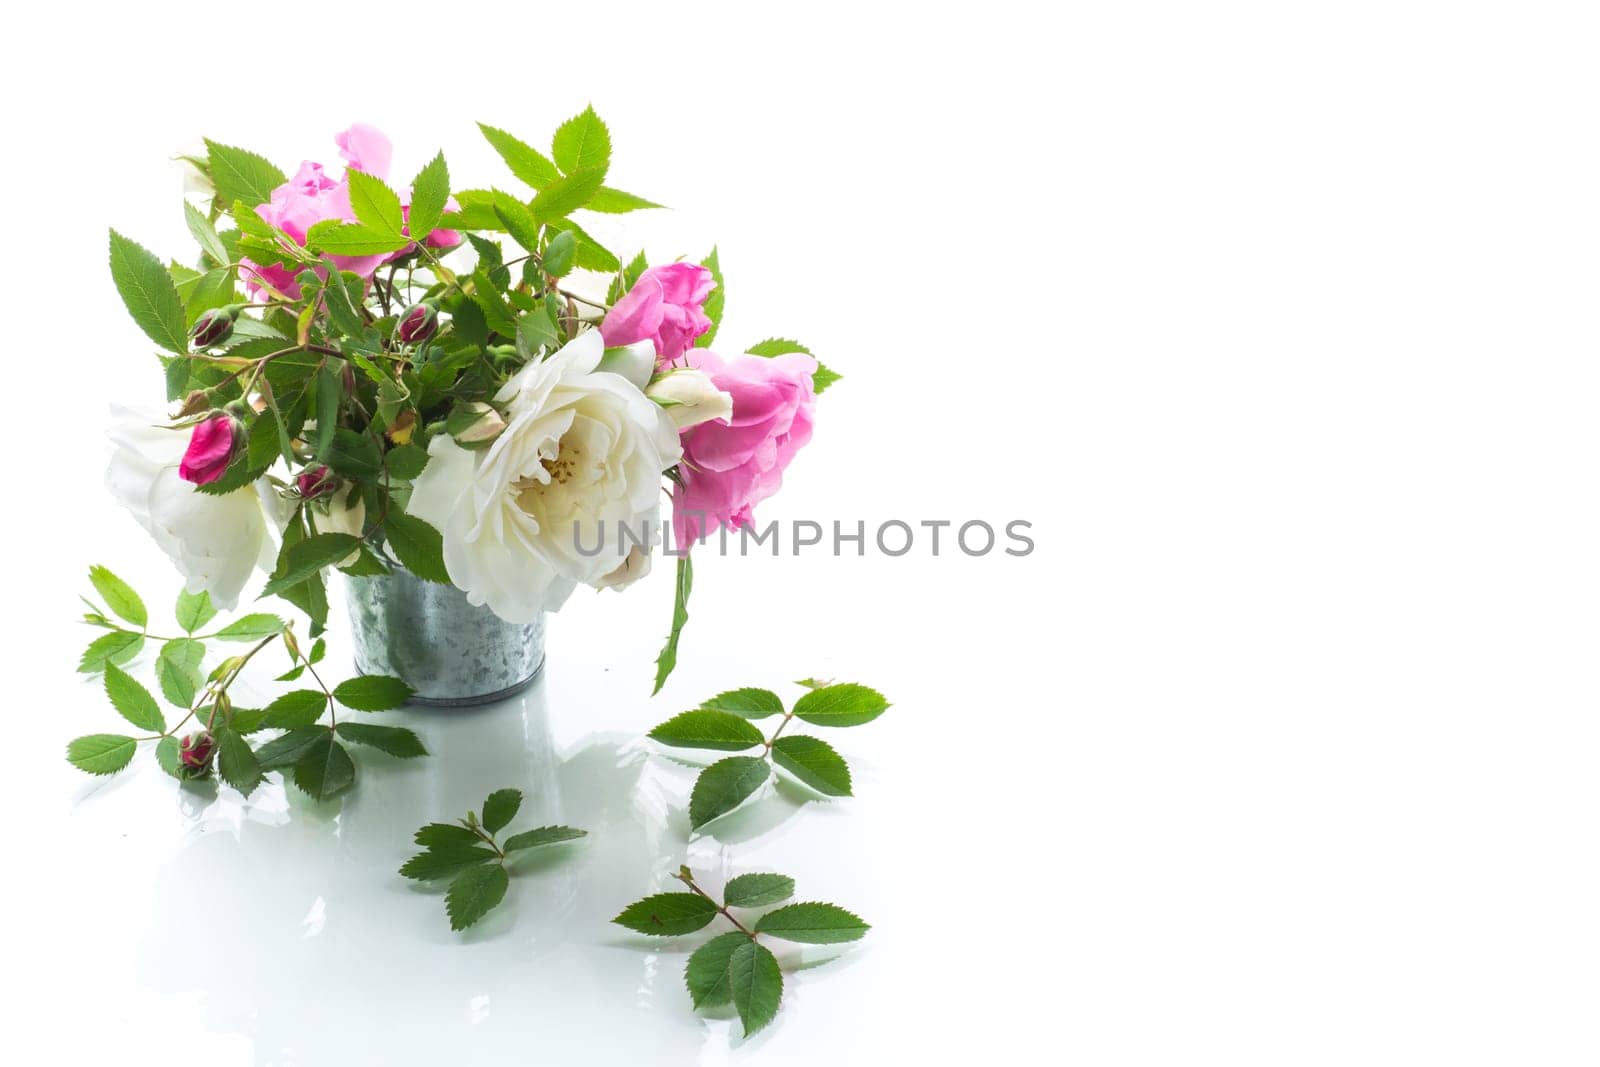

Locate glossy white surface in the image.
[11,2,1600,1064]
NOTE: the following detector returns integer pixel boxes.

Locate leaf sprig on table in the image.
[70,564,421,800]
[401,788,587,930]
[614,866,869,1036]
[647,680,890,828]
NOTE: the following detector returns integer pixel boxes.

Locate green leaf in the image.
[648,709,765,751]
[320,267,367,336]
[78,631,143,673]
[769,735,852,796]
[66,734,137,776]
[261,534,361,596]
[728,940,783,1036]
[104,663,164,733]
[723,873,796,908]
[754,902,871,944]
[611,893,718,936]
[155,735,182,779]
[586,186,663,214]
[544,217,621,272]
[291,735,355,801]
[652,554,692,695]
[478,123,560,189]
[447,863,509,931]
[184,268,237,328]
[542,229,577,277]
[414,823,480,849]
[184,200,229,266]
[746,338,813,357]
[552,106,611,176]
[812,364,842,394]
[331,674,414,712]
[88,565,146,627]
[503,826,586,852]
[205,140,287,208]
[175,588,217,633]
[696,247,724,349]
[481,788,522,833]
[327,427,383,480]
[212,613,285,641]
[400,845,496,881]
[261,689,329,730]
[334,722,427,759]
[216,729,263,796]
[313,359,341,461]
[253,726,329,770]
[792,683,890,728]
[386,443,430,480]
[407,151,450,242]
[305,221,411,256]
[531,168,606,223]
[384,511,451,584]
[684,931,746,1009]
[491,190,542,254]
[702,688,785,719]
[155,638,205,709]
[689,756,770,829]
[345,170,405,238]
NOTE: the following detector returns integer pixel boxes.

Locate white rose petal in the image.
[646,368,734,430]
[409,330,682,622]
[106,405,282,610]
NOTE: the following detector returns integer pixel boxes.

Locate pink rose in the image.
[600,263,716,363]
[672,349,817,546]
[178,415,238,486]
[241,125,459,299]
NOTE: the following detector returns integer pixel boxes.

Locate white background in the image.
[3,1,1597,1063]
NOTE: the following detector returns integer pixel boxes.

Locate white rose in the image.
[308,481,366,567]
[646,368,734,429]
[105,405,286,609]
[409,329,682,622]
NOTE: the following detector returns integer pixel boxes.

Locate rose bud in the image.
[446,402,507,448]
[179,731,215,772]
[646,368,734,430]
[190,305,239,349]
[396,302,439,344]
[177,414,239,485]
[296,465,338,499]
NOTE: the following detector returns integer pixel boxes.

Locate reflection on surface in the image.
[108,678,851,1064]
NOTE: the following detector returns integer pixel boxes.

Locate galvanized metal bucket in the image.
[344,565,546,707]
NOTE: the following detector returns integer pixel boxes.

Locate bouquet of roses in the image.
[106,108,835,688]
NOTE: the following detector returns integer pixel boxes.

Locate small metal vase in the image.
[343,565,546,707]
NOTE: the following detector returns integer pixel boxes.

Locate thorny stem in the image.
[675,868,758,940]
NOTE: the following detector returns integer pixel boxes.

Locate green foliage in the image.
[292,734,355,801]
[552,106,611,176]
[722,873,796,908]
[702,688,785,719]
[175,589,217,633]
[648,680,888,819]
[89,565,146,627]
[612,893,718,936]
[447,864,510,930]
[216,728,264,796]
[335,722,428,758]
[383,511,451,583]
[481,788,522,833]
[652,554,693,695]
[754,902,870,944]
[331,675,414,711]
[104,664,164,733]
[67,734,138,775]
[407,152,451,241]
[204,140,287,207]
[648,709,765,751]
[618,868,868,1036]
[728,940,783,1036]
[155,638,205,709]
[478,123,559,189]
[213,613,286,641]
[689,756,770,829]
[697,247,724,349]
[770,735,852,796]
[261,534,361,596]
[109,231,187,354]
[792,683,890,727]
[402,790,586,931]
